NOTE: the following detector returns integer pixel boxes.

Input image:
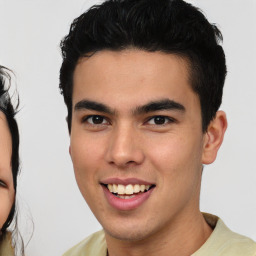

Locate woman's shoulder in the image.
[0,231,14,256]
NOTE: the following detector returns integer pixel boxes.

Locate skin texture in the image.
[0,111,14,229]
[70,50,227,256]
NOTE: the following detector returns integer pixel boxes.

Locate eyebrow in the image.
[74,98,185,115]
[74,100,114,114]
[133,99,185,115]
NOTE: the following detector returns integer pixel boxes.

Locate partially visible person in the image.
[0,66,23,256]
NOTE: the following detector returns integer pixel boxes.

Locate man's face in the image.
[70,50,208,241]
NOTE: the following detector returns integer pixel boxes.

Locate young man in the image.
[59,0,256,255]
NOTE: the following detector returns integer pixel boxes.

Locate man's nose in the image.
[105,124,145,168]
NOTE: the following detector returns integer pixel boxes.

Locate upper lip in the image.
[100,177,155,186]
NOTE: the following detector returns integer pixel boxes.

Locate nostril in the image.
[108,160,136,168]
[127,160,136,165]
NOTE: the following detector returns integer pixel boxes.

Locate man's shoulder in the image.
[215,224,256,256]
[194,214,256,256]
[62,230,107,256]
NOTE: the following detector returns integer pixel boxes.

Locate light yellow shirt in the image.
[63,214,256,256]
[0,232,14,256]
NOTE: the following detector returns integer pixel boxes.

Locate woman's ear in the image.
[202,110,228,164]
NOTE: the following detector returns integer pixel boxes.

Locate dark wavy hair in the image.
[60,0,227,133]
[0,66,23,255]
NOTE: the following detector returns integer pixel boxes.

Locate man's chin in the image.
[103,226,153,242]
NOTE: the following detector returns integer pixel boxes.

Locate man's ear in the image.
[69,145,72,157]
[202,110,227,164]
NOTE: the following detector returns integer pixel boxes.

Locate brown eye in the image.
[148,116,172,125]
[154,116,166,125]
[92,116,104,124]
[85,115,108,125]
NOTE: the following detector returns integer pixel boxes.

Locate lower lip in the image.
[102,185,155,211]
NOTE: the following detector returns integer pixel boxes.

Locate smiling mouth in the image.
[102,183,156,199]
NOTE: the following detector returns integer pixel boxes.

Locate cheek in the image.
[71,134,106,169]
[70,134,106,192]
[70,135,108,217]
[0,191,14,228]
[147,133,203,184]
[146,135,203,213]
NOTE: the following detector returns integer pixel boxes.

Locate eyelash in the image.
[82,115,110,125]
[145,116,176,126]
[0,180,7,188]
[82,115,175,126]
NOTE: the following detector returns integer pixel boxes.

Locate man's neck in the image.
[105,211,213,256]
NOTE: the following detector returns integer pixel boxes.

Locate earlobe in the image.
[202,111,227,164]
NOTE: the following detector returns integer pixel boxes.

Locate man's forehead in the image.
[73,50,191,89]
[71,50,199,116]
[75,49,190,76]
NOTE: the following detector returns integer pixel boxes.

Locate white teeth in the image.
[107,184,113,192]
[125,184,134,195]
[113,184,118,193]
[117,184,125,195]
[117,195,136,199]
[134,184,140,193]
[106,184,152,195]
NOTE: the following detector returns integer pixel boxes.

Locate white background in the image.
[0,0,255,255]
